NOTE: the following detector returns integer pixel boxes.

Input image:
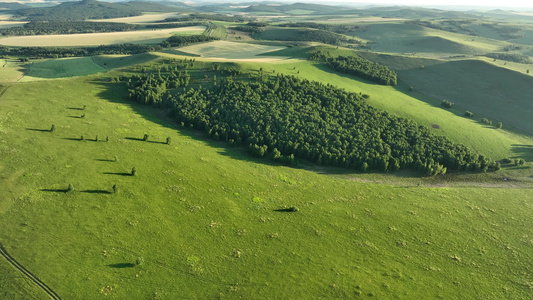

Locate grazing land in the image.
[1,1,533,299]
[0,26,205,47]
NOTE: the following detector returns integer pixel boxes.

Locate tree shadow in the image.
[62,137,83,141]
[124,137,144,141]
[103,172,132,176]
[26,128,51,132]
[95,158,115,162]
[107,263,135,268]
[81,190,112,194]
[147,140,167,144]
[274,208,298,213]
[67,107,85,110]
[40,188,68,193]
[511,144,533,161]
[68,115,83,119]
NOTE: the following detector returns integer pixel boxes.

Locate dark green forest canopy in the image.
[0,21,138,36]
[125,68,498,176]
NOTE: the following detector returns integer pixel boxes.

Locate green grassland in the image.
[1,72,533,299]
[351,23,508,58]
[18,57,106,82]
[176,41,286,60]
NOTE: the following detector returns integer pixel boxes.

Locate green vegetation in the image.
[126,65,497,175]
[484,52,532,63]
[254,27,362,46]
[311,50,397,85]
[0,21,137,36]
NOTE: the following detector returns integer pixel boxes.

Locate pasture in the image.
[0,73,532,299]
[89,13,180,24]
[0,26,205,47]
[18,57,106,82]
[176,41,288,61]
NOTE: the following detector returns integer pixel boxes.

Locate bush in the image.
[67,183,74,192]
[481,118,493,125]
[112,184,118,193]
[166,137,171,145]
[497,122,503,129]
[131,167,136,176]
[441,100,454,108]
[464,111,474,117]
[501,158,513,163]
[50,124,55,132]
[143,134,149,141]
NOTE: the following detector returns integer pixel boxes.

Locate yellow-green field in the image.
[89,13,181,24]
[177,41,289,61]
[0,26,205,47]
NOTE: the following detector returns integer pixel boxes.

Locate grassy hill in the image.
[0,68,532,298]
[357,52,533,136]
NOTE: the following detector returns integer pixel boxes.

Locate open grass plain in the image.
[1,2,533,299]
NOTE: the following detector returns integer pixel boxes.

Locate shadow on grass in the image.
[274,208,298,212]
[107,263,135,268]
[124,137,144,141]
[40,188,68,193]
[147,140,167,144]
[62,137,83,141]
[26,128,51,132]
[511,144,533,161]
[68,115,83,119]
[104,172,132,176]
[95,158,115,162]
[81,190,112,194]
[67,107,85,110]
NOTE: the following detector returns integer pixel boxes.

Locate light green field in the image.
[0,59,25,82]
[91,53,160,70]
[1,74,532,299]
[18,57,106,82]
[177,41,287,60]
[89,13,180,24]
[0,26,205,47]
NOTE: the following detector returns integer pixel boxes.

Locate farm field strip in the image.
[89,12,181,24]
[176,40,289,61]
[0,26,205,47]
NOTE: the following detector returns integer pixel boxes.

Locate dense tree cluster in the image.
[143,22,205,30]
[162,14,251,23]
[407,20,477,36]
[0,21,137,36]
[0,35,217,58]
[484,52,532,63]
[161,35,219,48]
[231,26,264,33]
[311,51,397,85]
[0,44,155,58]
[255,28,362,46]
[279,22,360,34]
[123,72,497,175]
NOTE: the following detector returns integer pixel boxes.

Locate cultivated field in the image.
[0,73,532,299]
[18,57,106,82]
[177,41,288,61]
[89,13,181,24]
[0,26,205,47]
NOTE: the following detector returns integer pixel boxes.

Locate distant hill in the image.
[357,6,478,19]
[0,2,28,10]
[14,0,182,21]
[242,2,348,14]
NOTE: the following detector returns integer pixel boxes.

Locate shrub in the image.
[464,111,474,117]
[131,167,136,176]
[80,135,85,141]
[481,118,492,125]
[143,134,149,141]
[50,124,55,132]
[166,137,171,145]
[441,100,454,108]
[112,184,118,193]
[136,256,144,266]
[67,183,74,192]
[95,135,98,142]
[497,122,503,129]
[106,136,109,142]
[81,113,85,118]
[501,158,512,163]
[114,155,119,162]
[408,86,414,92]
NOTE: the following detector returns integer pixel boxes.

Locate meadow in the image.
[1,4,533,299]
[0,71,532,299]
[0,26,205,47]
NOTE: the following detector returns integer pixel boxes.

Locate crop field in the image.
[0,59,25,82]
[18,57,106,82]
[0,26,205,47]
[89,13,180,24]
[0,72,532,299]
[0,21,26,29]
[177,41,288,61]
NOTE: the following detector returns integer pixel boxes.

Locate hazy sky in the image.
[322,0,533,9]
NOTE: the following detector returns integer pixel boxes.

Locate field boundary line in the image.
[0,242,61,300]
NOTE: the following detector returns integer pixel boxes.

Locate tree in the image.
[67,183,74,192]
[143,134,149,141]
[166,137,171,145]
[131,167,136,176]
[112,184,118,193]
[497,122,503,129]
[50,124,55,132]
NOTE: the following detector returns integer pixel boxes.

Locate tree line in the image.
[122,69,498,176]
[278,22,360,34]
[0,21,137,36]
[310,50,397,86]
[0,35,218,59]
